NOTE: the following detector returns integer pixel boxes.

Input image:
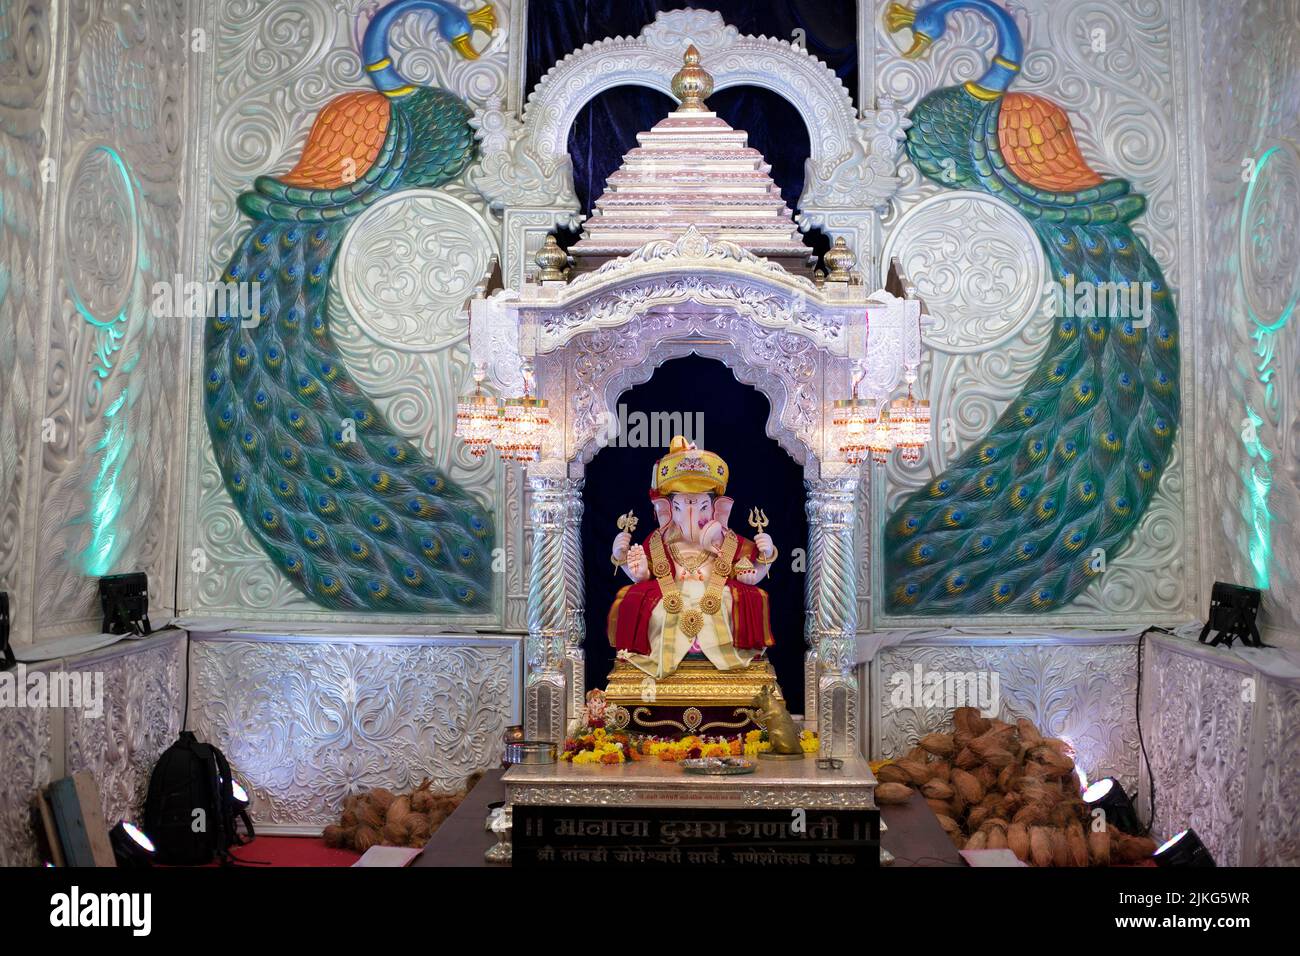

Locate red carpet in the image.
[222,836,361,867]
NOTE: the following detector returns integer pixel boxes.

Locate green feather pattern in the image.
[885,87,1180,614]
[204,88,496,612]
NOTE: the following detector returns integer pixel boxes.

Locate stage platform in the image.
[503,753,877,809]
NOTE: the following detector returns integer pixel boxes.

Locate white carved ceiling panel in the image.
[870,0,1198,624]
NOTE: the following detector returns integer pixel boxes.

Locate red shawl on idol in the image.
[606,527,774,655]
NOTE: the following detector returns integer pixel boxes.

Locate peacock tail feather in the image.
[204,86,494,613]
[884,84,1180,615]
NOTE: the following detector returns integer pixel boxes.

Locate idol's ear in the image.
[652,497,671,528]
[712,496,734,528]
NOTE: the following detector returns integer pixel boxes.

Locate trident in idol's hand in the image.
[748,507,772,578]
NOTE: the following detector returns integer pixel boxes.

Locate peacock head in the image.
[886,0,1025,97]
[886,2,944,58]
[438,2,497,59]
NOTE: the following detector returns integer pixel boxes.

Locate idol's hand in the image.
[612,530,632,561]
[755,532,774,558]
[625,544,649,581]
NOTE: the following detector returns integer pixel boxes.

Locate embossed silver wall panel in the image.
[1140,633,1300,867]
[21,0,197,641]
[180,0,522,626]
[63,633,187,831]
[0,660,56,866]
[867,0,1200,626]
[869,634,1141,797]
[0,0,51,647]
[0,634,184,866]
[1194,0,1300,647]
[187,632,521,829]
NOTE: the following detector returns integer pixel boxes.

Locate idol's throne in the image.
[603,436,785,738]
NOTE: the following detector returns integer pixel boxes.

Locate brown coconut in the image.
[895,758,932,785]
[1067,824,1090,867]
[1016,718,1043,746]
[1113,833,1158,864]
[1029,826,1054,867]
[920,779,955,801]
[1008,823,1031,862]
[919,733,955,757]
[1088,828,1111,866]
[1050,828,1070,867]
[875,763,911,785]
[874,782,914,805]
[952,768,984,805]
[926,797,956,819]
[353,824,381,853]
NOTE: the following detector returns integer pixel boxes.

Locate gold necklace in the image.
[668,543,709,573]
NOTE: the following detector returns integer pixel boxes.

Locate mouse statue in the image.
[752,684,803,758]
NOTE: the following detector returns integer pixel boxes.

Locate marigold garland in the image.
[561,727,819,764]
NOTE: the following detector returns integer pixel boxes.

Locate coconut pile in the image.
[874,708,1157,866]
[323,774,482,852]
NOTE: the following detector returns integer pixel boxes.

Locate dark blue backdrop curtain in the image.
[580,356,811,714]
[526,0,859,250]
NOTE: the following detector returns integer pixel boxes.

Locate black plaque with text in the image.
[513,805,880,866]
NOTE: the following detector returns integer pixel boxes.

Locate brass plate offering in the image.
[680,757,756,775]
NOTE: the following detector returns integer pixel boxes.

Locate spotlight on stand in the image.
[1,591,14,671]
[110,821,157,868]
[98,572,151,636]
[1199,581,1263,647]
[1153,828,1216,867]
[1082,777,1141,835]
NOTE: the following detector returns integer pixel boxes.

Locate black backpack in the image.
[143,731,253,865]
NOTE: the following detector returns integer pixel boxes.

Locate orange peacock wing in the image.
[279,90,392,189]
[997,91,1104,192]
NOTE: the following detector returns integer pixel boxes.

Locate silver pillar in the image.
[524,475,585,743]
[805,476,860,758]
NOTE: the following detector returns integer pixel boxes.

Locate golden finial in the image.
[671,44,714,111]
[823,236,857,282]
[534,234,570,282]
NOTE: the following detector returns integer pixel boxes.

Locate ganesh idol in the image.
[607,436,778,681]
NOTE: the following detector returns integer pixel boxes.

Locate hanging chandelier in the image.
[455,365,551,464]
[891,384,932,465]
[455,373,499,459]
[495,394,550,463]
[867,406,897,464]
[832,396,880,466]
